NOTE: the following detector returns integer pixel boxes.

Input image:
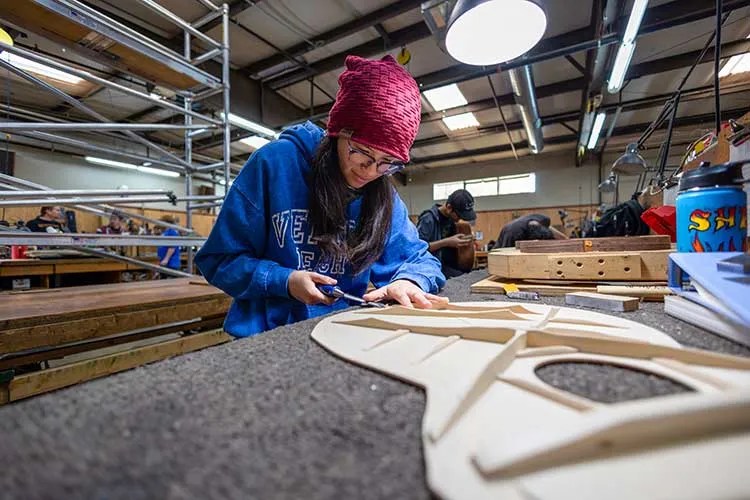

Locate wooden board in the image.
[0,1,201,89]
[311,302,750,500]
[565,292,640,312]
[0,279,230,354]
[3,330,231,403]
[516,236,671,254]
[488,249,669,281]
[471,276,598,296]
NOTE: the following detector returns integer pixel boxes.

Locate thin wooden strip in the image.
[334,317,517,344]
[498,375,596,411]
[527,330,750,370]
[7,330,232,402]
[516,346,579,358]
[412,335,462,365]
[652,358,733,391]
[429,333,528,442]
[363,329,410,351]
[355,305,525,321]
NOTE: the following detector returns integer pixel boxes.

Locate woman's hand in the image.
[362,279,449,309]
[288,271,337,305]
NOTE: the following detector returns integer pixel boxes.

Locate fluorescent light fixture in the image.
[85,156,180,177]
[719,35,750,77]
[423,83,468,111]
[608,42,636,93]
[222,112,276,138]
[137,165,180,178]
[239,135,270,150]
[587,112,606,150]
[86,156,138,170]
[442,112,480,130]
[622,0,650,44]
[445,0,547,66]
[0,52,84,85]
[607,0,649,93]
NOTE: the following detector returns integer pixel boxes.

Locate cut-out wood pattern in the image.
[313,301,750,500]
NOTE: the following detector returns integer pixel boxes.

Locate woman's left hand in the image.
[362,280,449,309]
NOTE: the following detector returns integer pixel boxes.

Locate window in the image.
[433,173,535,200]
[433,181,464,201]
[498,173,536,195]
[465,177,498,197]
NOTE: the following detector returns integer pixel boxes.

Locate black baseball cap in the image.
[447,189,476,222]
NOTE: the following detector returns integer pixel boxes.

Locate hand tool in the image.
[318,284,387,308]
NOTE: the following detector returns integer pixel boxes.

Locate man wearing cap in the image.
[417,189,477,278]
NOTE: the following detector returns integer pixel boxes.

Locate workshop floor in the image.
[1,270,748,499]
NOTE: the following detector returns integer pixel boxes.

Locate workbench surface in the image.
[2,270,748,499]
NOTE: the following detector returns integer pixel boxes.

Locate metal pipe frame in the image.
[0,122,214,132]
[222,3,232,199]
[185,30,195,274]
[0,44,222,125]
[136,0,221,48]
[76,247,194,278]
[32,0,220,88]
[193,0,221,13]
[0,189,172,198]
[0,57,193,171]
[0,196,179,207]
[13,131,186,172]
[192,161,225,172]
[191,7,223,29]
[0,175,194,233]
[190,201,223,210]
[0,232,206,247]
[191,47,223,66]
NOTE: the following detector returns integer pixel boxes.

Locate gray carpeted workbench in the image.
[2,270,748,500]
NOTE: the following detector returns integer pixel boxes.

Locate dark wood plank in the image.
[517,235,671,253]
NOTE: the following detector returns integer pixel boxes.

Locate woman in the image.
[196,55,447,337]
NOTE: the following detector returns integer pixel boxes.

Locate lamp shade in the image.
[598,173,617,193]
[445,0,547,66]
[612,142,648,175]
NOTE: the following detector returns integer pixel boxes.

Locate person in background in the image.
[26,206,65,233]
[97,212,127,234]
[156,215,181,272]
[196,55,446,337]
[492,213,569,249]
[416,189,476,278]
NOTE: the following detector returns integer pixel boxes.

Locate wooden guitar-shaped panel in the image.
[311,302,750,500]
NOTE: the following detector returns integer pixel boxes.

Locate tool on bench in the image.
[318,284,387,308]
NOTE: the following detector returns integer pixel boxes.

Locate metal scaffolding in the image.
[0,0,233,278]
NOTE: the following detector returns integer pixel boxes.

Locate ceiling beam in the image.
[413,83,750,149]
[297,0,750,124]
[414,0,750,91]
[411,107,748,165]
[243,0,424,77]
[265,22,432,90]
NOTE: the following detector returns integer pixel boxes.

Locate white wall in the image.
[396,150,602,215]
[9,145,217,211]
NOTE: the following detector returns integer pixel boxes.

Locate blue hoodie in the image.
[196,122,445,337]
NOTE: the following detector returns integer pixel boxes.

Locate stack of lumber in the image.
[472,235,672,301]
[0,278,232,404]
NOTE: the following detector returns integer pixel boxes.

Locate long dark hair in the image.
[309,136,393,274]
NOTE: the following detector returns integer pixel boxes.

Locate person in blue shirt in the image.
[157,215,182,271]
[196,55,447,337]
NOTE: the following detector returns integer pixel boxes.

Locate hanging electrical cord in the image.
[714,0,723,135]
[486,75,519,161]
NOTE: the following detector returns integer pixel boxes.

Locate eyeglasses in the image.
[347,140,406,175]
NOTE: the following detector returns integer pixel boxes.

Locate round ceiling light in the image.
[445,0,547,66]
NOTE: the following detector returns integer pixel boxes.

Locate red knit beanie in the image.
[327,55,421,162]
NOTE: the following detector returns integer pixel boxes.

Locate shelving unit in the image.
[0,0,234,276]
